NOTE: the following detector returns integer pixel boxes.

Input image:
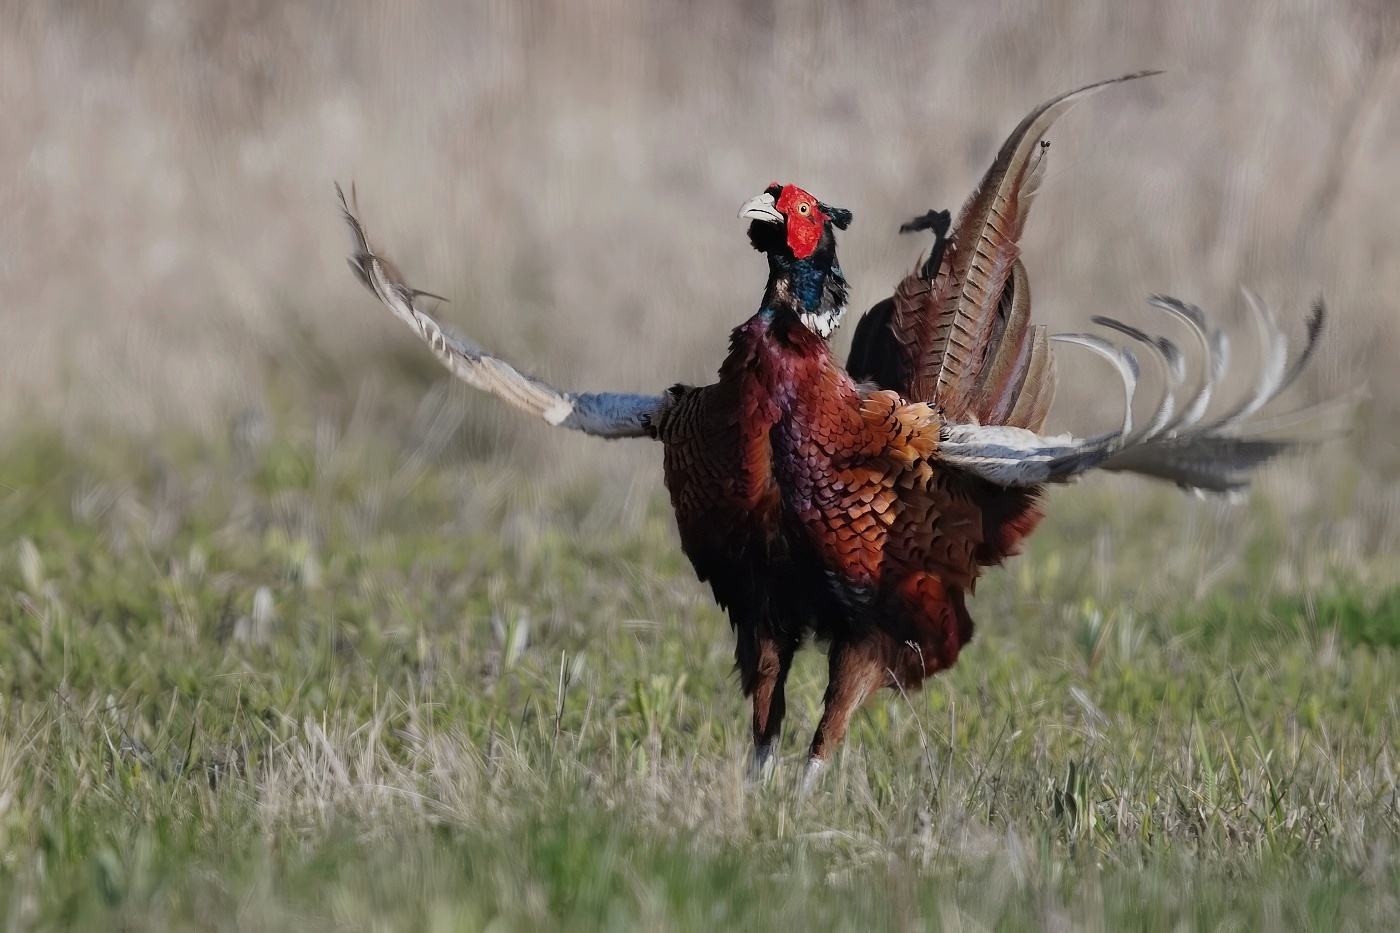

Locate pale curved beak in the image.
[738,192,784,224]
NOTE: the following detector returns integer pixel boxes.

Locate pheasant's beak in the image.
[738,192,784,224]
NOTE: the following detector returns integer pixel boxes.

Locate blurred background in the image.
[2,0,1395,531]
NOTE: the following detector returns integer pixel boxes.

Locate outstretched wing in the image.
[936,293,1332,492]
[848,72,1160,431]
[337,184,666,438]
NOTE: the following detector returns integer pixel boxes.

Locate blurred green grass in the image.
[1,423,1397,930]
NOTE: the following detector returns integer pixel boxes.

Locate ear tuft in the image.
[825,205,853,230]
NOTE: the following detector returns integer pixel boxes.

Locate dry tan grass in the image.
[2,1,1392,468]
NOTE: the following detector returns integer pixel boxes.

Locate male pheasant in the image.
[338,73,1326,790]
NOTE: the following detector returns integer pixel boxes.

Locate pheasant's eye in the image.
[798,203,810,216]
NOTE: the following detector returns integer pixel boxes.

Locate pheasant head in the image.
[739,183,852,338]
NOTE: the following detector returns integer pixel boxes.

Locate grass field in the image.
[1,422,1397,930]
[5,1,1400,928]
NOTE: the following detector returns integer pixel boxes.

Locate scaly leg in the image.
[748,631,796,780]
[802,637,892,795]
[735,618,797,782]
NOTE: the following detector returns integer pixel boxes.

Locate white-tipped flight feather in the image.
[938,294,1332,492]
[336,183,665,439]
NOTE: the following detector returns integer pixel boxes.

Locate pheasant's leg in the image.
[748,632,796,779]
[803,637,892,794]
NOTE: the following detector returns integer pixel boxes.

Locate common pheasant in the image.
[338,73,1325,790]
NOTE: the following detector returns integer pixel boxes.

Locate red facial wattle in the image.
[774,185,828,259]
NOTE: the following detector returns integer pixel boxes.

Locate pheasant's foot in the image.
[798,757,827,798]
[746,742,777,787]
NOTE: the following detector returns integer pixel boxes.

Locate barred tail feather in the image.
[922,71,1161,416]
[846,73,1159,416]
[1004,325,1056,433]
